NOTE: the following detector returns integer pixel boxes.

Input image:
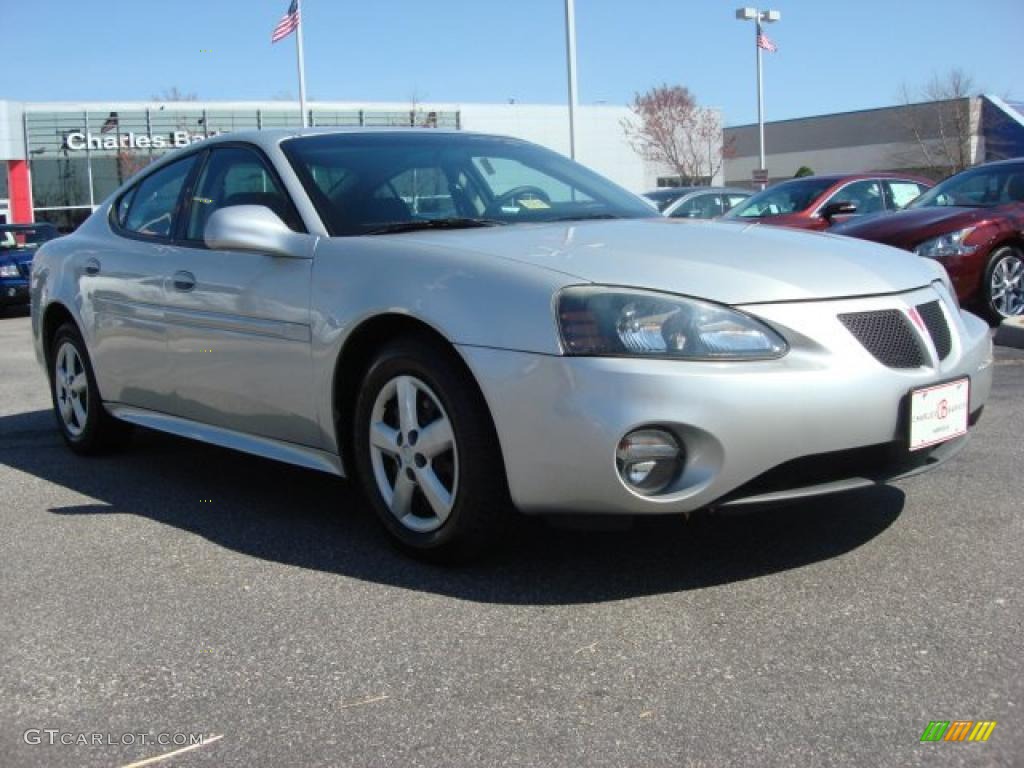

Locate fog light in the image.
[616,429,683,495]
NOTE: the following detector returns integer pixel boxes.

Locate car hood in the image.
[398,218,938,305]
[831,205,989,249]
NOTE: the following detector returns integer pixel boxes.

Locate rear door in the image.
[161,144,319,446]
[88,153,200,412]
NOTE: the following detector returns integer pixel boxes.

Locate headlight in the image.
[0,263,20,278]
[914,228,977,260]
[557,286,788,360]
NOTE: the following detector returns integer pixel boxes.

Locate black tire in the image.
[48,322,132,454]
[979,245,1024,324]
[351,335,512,562]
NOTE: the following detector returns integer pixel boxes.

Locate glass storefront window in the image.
[25,106,460,229]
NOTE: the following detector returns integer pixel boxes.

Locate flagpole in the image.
[296,0,308,128]
[756,19,765,188]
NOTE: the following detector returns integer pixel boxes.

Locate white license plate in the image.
[908,378,970,451]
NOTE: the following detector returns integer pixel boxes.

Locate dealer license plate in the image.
[908,378,969,451]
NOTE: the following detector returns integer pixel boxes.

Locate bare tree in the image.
[896,69,978,178]
[152,86,199,102]
[622,85,728,184]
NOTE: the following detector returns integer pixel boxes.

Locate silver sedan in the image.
[30,129,993,560]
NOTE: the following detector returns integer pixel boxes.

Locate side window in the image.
[827,179,883,215]
[120,155,198,238]
[671,194,724,219]
[185,146,302,241]
[726,194,749,211]
[886,181,926,210]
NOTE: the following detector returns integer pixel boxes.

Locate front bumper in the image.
[459,286,993,515]
[0,280,30,306]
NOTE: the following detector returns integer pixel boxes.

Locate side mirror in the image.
[204,205,314,259]
[820,200,858,221]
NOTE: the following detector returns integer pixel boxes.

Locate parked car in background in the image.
[30,129,992,561]
[643,186,701,212]
[662,187,751,219]
[833,159,1024,321]
[0,223,59,313]
[724,173,932,231]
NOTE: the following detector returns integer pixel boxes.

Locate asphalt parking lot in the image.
[0,308,1021,768]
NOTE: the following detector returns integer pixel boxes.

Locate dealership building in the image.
[0,99,698,231]
[723,94,1024,186]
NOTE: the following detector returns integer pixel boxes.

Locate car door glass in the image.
[186,147,302,241]
[122,155,198,238]
[725,194,749,211]
[826,180,883,215]
[886,181,925,210]
[671,194,724,219]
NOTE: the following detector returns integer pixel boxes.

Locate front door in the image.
[161,145,319,447]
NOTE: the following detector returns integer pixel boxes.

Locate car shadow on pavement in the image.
[1,408,906,605]
[0,305,31,319]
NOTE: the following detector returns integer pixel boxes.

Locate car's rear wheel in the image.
[49,322,131,454]
[352,335,511,562]
[982,245,1024,322]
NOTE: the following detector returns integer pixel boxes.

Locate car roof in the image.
[975,157,1024,168]
[200,127,497,152]
[0,222,57,231]
[768,172,934,189]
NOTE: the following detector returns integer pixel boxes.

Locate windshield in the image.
[0,224,58,251]
[727,177,836,218]
[281,133,657,236]
[910,164,1024,209]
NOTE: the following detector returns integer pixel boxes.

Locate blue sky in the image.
[2,0,1019,126]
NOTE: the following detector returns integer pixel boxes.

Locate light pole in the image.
[735,7,780,188]
[564,0,579,160]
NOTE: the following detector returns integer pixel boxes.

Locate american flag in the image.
[756,28,777,52]
[100,112,119,133]
[271,0,300,44]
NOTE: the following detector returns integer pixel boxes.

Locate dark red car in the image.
[833,159,1024,322]
[724,173,933,231]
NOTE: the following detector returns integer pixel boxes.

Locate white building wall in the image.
[457,103,656,192]
[0,99,721,194]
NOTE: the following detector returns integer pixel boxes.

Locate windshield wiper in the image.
[366,218,506,235]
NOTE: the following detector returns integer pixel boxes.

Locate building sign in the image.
[64,130,223,152]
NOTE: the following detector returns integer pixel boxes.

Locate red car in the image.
[833,159,1024,322]
[724,173,933,231]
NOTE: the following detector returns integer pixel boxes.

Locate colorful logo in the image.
[920,720,997,742]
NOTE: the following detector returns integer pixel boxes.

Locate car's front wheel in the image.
[982,245,1024,322]
[49,322,131,454]
[352,336,511,562]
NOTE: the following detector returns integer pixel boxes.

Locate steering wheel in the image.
[485,185,552,215]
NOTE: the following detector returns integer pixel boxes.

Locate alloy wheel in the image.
[989,250,1024,317]
[54,341,89,437]
[368,375,459,533]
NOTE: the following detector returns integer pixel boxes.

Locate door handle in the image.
[84,258,101,275]
[172,270,197,292]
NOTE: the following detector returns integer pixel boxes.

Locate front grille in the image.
[17,263,30,279]
[839,310,925,368]
[917,300,952,360]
